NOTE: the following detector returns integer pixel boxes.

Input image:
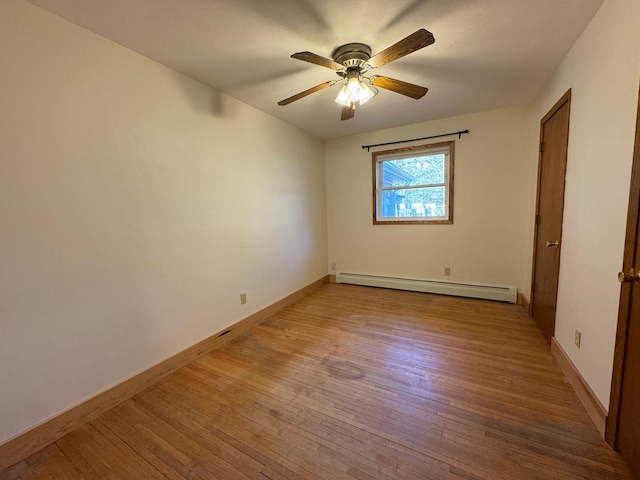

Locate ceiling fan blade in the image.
[370,75,428,99]
[367,29,435,69]
[291,51,344,71]
[278,80,338,106]
[341,104,355,121]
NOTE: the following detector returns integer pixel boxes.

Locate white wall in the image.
[533,0,640,407]
[0,0,327,444]
[325,104,535,293]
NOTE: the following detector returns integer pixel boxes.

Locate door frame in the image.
[606,81,640,447]
[528,89,571,325]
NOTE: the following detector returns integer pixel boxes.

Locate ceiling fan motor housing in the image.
[332,43,372,70]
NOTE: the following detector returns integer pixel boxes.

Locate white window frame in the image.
[372,141,454,225]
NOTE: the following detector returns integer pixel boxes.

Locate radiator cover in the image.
[336,273,517,303]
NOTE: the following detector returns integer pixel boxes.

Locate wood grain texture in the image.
[341,104,355,121]
[0,275,329,472]
[551,337,607,437]
[0,284,632,479]
[290,51,344,71]
[606,81,640,479]
[606,79,640,448]
[517,292,530,310]
[370,76,428,99]
[530,89,571,340]
[278,81,337,106]
[367,29,435,69]
[528,89,572,317]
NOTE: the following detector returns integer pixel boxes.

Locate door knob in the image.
[546,240,559,248]
[618,269,640,283]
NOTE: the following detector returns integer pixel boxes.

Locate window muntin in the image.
[373,141,454,224]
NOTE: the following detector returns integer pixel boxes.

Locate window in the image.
[373,141,454,224]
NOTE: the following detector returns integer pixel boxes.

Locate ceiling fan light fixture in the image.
[335,75,378,107]
[334,84,352,107]
[347,75,361,94]
[358,82,377,105]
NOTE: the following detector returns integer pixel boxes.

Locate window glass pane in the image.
[382,154,445,187]
[373,141,454,225]
[380,187,446,218]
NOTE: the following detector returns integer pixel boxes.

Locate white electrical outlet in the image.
[575,330,581,348]
[240,293,247,305]
[330,262,337,272]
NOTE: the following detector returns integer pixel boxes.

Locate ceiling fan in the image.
[278,29,435,121]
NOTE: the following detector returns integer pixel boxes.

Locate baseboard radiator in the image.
[336,273,517,303]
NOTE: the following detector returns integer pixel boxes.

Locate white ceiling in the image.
[28,0,603,139]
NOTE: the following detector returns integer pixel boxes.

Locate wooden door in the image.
[606,81,640,478]
[530,90,571,342]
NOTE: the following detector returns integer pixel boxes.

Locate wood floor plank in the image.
[1,284,633,479]
[54,437,102,480]
[113,400,252,480]
[24,444,83,480]
[0,462,33,480]
[95,411,187,480]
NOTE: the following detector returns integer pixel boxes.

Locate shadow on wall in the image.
[169,74,237,117]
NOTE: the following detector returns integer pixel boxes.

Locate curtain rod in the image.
[361,129,470,152]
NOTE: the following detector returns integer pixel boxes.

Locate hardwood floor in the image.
[0,284,632,479]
